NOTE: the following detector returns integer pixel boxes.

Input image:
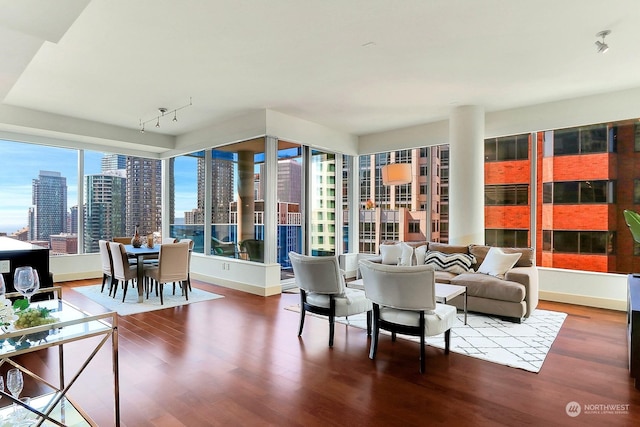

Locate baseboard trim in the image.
[55,271,101,283]
[191,273,281,296]
[540,290,626,311]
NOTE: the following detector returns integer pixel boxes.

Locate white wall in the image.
[538,268,627,311]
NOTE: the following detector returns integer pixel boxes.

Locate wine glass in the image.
[6,368,23,414]
[14,267,38,303]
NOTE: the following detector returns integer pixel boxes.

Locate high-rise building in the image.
[200,151,235,224]
[126,157,162,236]
[84,170,126,253]
[101,154,127,172]
[32,170,67,242]
[68,205,78,234]
[50,233,78,255]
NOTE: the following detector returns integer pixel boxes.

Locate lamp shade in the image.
[381,163,412,186]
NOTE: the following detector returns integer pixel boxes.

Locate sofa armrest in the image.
[505,266,539,317]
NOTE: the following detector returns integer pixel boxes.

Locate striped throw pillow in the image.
[424,250,476,274]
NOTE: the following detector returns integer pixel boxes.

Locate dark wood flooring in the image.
[8,279,639,426]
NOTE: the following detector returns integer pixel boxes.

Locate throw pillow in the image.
[414,245,428,265]
[380,244,402,265]
[424,250,475,274]
[399,242,414,266]
[477,247,522,279]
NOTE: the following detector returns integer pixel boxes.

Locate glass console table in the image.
[0,287,119,426]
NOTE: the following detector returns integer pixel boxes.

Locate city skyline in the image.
[0,140,198,234]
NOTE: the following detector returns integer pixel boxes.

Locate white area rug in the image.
[74,284,224,316]
[286,305,566,373]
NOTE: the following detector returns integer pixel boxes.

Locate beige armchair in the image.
[144,242,190,305]
[289,252,372,347]
[108,242,138,302]
[98,240,114,294]
[358,259,457,373]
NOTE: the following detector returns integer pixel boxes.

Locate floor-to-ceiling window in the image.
[0,140,77,254]
[276,141,302,273]
[310,150,337,256]
[484,119,640,274]
[169,152,202,252]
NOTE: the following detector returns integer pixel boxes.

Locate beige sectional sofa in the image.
[364,242,539,323]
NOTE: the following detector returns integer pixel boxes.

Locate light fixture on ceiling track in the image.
[595,30,611,54]
[381,163,412,186]
[139,97,192,133]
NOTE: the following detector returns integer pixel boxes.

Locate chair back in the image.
[289,252,345,295]
[162,237,177,244]
[358,259,436,311]
[108,242,130,280]
[241,239,264,262]
[624,210,640,244]
[157,242,190,282]
[99,240,113,275]
[112,236,131,245]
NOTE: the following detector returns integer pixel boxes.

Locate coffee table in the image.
[348,279,467,324]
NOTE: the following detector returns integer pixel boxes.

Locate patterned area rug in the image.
[285,305,566,373]
[74,284,224,316]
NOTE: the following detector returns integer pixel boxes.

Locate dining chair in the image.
[112,236,138,265]
[108,242,138,302]
[289,251,372,347]
[98,240,114,294]
[358,259,457,373]
[143,242,190,305]
[624,210,640,244]
[240,239,264,262]
[176,238,194,293]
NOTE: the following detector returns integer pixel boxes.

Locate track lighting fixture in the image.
[595,30,610,54]
[139,97,192,133]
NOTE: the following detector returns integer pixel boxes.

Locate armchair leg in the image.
[444,329,451,354]
[366,310,372,336]
[369,305,380,360]
[298,292,306,337]
[328,313,335,347]
[420,332,426,374]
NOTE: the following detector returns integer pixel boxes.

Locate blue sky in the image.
[0,140,197,234]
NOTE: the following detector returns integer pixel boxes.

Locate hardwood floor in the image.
[10,279,639,426]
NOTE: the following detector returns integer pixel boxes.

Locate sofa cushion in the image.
[427,242,469,254]
[450,272,525,303]
[434,270,458,284]
[380,243,414,265]
[415,245,428,265]
[469,245,534,269]
[380,244,402,265]
[477,247,521,279]
[424,250,475,274]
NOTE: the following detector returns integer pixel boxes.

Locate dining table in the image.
[124,244,160,303]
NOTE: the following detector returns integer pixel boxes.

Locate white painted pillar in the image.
[448,105,485,245]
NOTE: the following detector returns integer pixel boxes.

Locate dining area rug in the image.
[285,305,567,373]
[73,284,224,316]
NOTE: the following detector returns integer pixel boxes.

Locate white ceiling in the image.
[2,0,639,142]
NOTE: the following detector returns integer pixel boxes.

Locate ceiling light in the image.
[595,30,611,54]
[139,98,192,132]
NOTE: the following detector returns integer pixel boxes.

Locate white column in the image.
[264,135,278,264]
[449,105,485,245]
